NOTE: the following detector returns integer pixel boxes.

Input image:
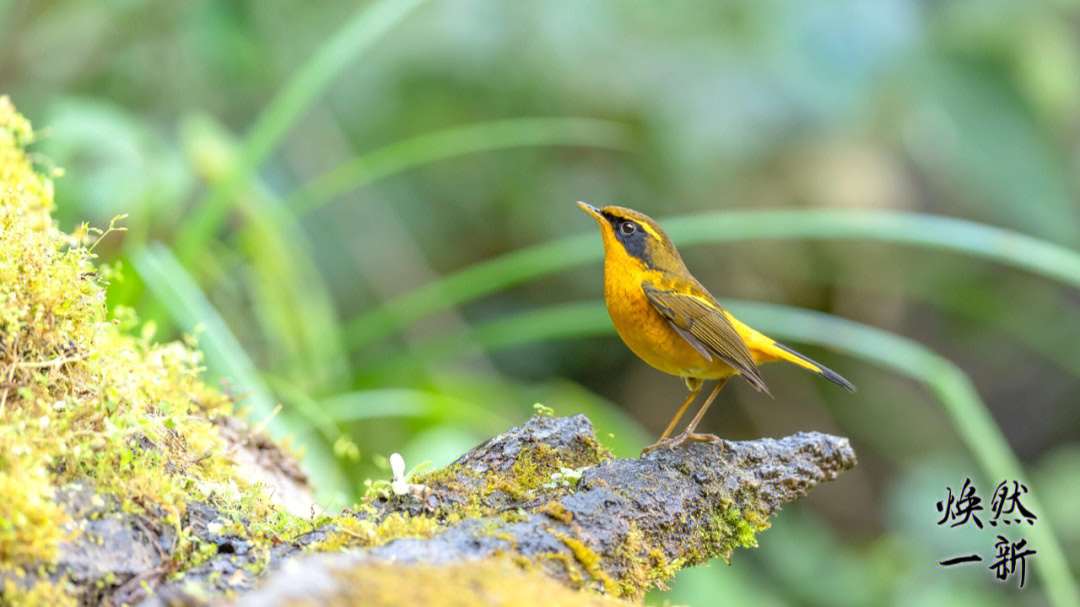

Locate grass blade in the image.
[173,0,429,264]
[319,388,499,428]
[346,234,593,348]
[184,113,351,392]
[285,117,637,215]
[130,242,346,497]
[360,301,608,376]
[131,242,278,421]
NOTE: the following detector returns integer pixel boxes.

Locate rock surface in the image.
[144,415,856,605]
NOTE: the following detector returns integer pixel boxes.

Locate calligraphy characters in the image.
[935,477,1038,589]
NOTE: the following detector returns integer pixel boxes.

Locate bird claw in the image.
[641,432,725,455]
[641,438,676,455]
[684,432,724,445]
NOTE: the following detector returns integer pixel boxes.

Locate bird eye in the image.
[619,221,637,235]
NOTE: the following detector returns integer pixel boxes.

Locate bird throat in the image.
[599,222,654,269]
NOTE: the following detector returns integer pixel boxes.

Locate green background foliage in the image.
[3,1,1078,605]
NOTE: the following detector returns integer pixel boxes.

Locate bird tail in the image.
[721,310,855,391]
[764,341,856,392]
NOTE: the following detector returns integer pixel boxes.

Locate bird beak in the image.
[577,201,603,222]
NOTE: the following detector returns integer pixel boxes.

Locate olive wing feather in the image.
[641,283,769,392]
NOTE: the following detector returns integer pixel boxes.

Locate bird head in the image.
[577,202,689,273]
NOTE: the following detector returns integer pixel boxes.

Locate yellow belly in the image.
[604,260,739,380]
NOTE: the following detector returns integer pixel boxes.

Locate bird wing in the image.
[641,282,769,392]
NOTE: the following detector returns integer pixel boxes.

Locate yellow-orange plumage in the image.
[578,202,853,451]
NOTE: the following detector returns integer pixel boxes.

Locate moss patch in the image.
[699,493,771,564]
[553,531,618,594]
[274,556,635,607]
[309,510,444,553]
[311,421,611,552]
[0,96,318,604]
[419,425,610,518]
[1,577,78,607]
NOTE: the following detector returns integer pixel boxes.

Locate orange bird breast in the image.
[602,249,739,380]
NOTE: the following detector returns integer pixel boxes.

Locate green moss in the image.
[413,425,610,527]
[539,550,586,587]
[537,500,573,524]
[553,531,618,595]
[566,489,771,600]
[645,547,684,583]
[315,557,633,607]
[485,443,562,501]
[0,452,68,566]
[699,493,771,564]
[0,97,302,604]
[1,576,77,607]
[311,511,443,552]
[309,432,609,554]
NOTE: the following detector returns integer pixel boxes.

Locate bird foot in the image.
[683,432,724,444]
[641,438,676,455]
[641,432,725,454]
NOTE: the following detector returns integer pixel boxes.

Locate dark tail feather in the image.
[773,342,856,392]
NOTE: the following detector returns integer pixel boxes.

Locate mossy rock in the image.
[0,97,320,606]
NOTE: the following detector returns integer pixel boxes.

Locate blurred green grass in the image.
[4,1,1080,605]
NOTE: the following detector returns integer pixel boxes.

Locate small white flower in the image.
[390,453,409,496]
[385,452,432,498]
[390,453,406,477]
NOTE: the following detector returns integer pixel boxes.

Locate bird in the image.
[577,202,854,452]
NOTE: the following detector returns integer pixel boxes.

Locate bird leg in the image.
[666,377,729,449]
[641,379,702,454]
